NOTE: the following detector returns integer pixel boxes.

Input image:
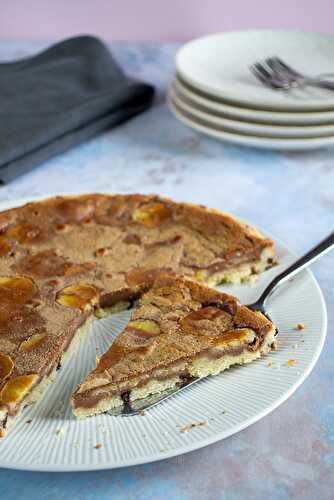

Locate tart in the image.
[0,193,274,436]
[72,275,276,417]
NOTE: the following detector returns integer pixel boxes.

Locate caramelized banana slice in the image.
[0,374,38,404]
[132,203,170,227]
[127,319,160,335]
[19,332,47,352]
[0,353,14,382]
[56,283,99,309]
[0,276,37,304]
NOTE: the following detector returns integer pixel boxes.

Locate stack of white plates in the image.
[168,30,334,150]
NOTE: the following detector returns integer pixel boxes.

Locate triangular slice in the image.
[72,275,276,417]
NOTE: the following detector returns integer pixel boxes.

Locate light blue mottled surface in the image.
[0,40,333,500]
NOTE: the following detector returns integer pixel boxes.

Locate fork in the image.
[109,231,334,417]
[251,57,334,91]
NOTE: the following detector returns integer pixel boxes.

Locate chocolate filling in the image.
[73,343,250,410]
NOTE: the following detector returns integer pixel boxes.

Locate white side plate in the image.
[176,30,334,111]
[170,84,334,137]
[169,94,334,150]
[173,76,334,125]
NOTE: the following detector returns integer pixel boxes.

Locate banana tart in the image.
[0,193,274,436]
[72,275,276,417]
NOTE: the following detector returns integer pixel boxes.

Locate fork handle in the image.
[257,231,334,307]
[305,79,334,91]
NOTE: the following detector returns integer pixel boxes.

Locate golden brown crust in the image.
[0,193,274,435]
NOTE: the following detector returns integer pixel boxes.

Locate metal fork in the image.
[251,56,334,91]
[109,231,334,417]
[250,62,289,90]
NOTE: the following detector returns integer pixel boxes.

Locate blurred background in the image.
[1,0,333,42]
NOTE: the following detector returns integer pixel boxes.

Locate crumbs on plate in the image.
[181,420,208,433]
[295,323,305,331]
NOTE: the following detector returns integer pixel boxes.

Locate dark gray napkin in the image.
[0,36,155,183]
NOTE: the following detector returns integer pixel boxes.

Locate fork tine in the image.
[266,56,301,79]
[253,62,272,79]
[250,66,275,88]
[250,62,286,89]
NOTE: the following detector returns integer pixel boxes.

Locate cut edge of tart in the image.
[0,315,95,438]
[71,275,276,419]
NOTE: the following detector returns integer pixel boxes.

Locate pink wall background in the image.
[1,0,334,42]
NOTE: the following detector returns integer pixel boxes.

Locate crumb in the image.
[138,410,146,416]
[55,428,65,437]
[160,448,166,453]
[181,420,208,433]
[267,361,273,367]
[191,420,208,428]
[295,323,305,331]
[26,419,32,424]
[94,443,102,450]
[287,359,297,367]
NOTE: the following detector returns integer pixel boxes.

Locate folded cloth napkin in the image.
[0,36,155,183]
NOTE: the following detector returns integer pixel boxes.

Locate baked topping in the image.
[0,276,38,305]
[0,374,38,405]
[127,319,160,336]
[0,353,14,382]
[56,284,99,309]
[7,223,46,245]
[132,202,171,227]
[0,235,11,257]
[180,306,234,335]
[54,198,95,223]
[19,332,48,352]
[0,304,45,339]
[14,250,96,279]
[126,267,174,287]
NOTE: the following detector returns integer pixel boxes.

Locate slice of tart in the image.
[0,193,274,436]
[72,275,276,418]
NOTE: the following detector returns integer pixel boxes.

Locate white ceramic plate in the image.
[0,197,327,472]
[169,95,334,150]
[176,30,334,111]
[174,76,334,125]
[170,83,334,138]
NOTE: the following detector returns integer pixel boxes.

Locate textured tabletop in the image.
[0,40,333,500]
